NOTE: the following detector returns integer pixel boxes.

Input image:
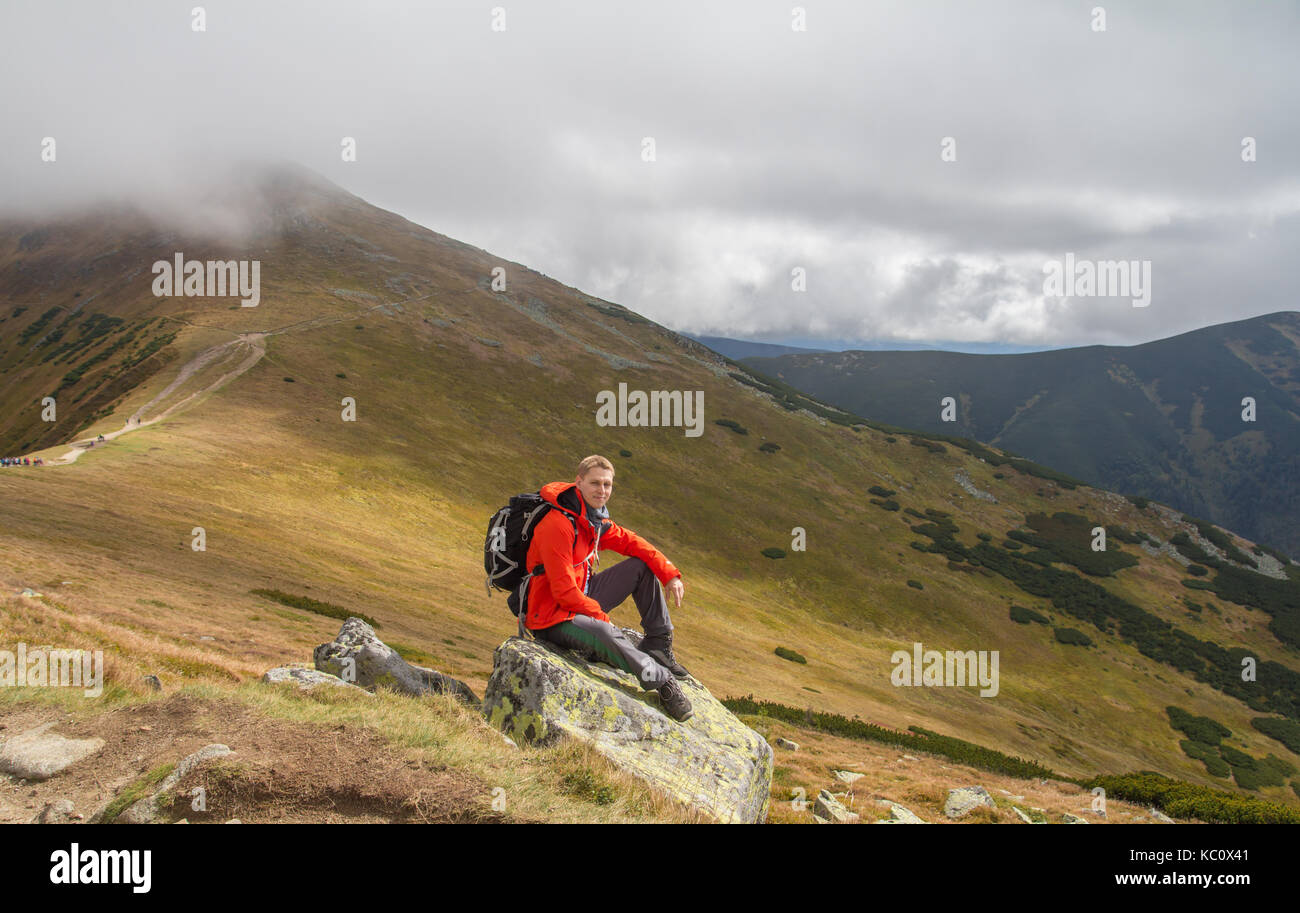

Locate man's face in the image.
[577,468,613,510]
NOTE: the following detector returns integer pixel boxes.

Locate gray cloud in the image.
[2,0,1296,350]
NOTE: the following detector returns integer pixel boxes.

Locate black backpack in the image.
[484,492,577,617]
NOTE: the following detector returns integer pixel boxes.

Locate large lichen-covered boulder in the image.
[314,617,478,705]
[483,635,772,824]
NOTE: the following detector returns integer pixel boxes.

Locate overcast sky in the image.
[3,0,1298,352]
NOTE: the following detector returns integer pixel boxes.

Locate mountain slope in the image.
[2,164,1299,814]
[743,314,1300,561]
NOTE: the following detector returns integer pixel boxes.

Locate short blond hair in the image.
[576,454,615,479]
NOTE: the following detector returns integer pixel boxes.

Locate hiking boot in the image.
[656,676,693,722]
[639,633,690,678]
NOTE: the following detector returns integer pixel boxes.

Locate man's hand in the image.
[665,575,684,609]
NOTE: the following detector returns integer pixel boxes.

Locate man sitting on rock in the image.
[522,454,694,722]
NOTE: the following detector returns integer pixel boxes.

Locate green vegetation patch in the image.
[1053,627,1093,647]
[723,696,1060,781]
[1009,605,1048,625]
[1005,512,1139,577]
[774,646,807,664]
[1086,772,1300,823]
[250,588,380,628]
[714,418,748,435]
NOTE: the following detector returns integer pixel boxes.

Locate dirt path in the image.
[38,289,435,467]
[47,333,267,466]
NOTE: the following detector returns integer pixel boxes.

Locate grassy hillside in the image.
[743,312,1300,561]
[3,164,1299,819]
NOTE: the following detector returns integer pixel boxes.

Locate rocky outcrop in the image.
[32,799,81,823]
[313,618,478,705]
[0,722,105,781]
[112,744,233,824]
[877,801,926,824]
[814,789,859,823]
[482,635,771,824]
[944,785,996,818]
[262,665,372,694]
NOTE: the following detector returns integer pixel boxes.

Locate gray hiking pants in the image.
[533,557,673,690]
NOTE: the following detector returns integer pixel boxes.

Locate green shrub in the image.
[1126,495,1150,509]
[714,419,748,435]
[722,696,1059,781]
[870,498,900,511]
[774,646,807,664]
[1179,739,1230,777]
[1085,772,1300,823]
[1186,564,1209,577]
[559,769,616,805]
[761,547,786,559]
[1053,627,1093,647]
[1010,605,1049,625]
[619,449,632,457]
[868,485,896,497]
[906,579,924,590]
[758,442,780,453]
[1167,706,1231,746]
[1251,717,1300,753]
[250,588,380,627]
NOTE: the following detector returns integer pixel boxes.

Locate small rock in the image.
[225,818,241,824]
[1062,812,1089,824]
[1149,807,1175,824]
[774,738,800,751]
[0,723,106,781]
[944,785,996,818]
[143,675,162,691]
[31,799,78,824]
[261,666,371,694]
[878,802,926,824]
[814,789,859,823]
[901,754,919,762]
[833,769,865,785]
[138,725,152,732]
[315,618,479,704]
[175,819,188,824]
[1012,806,1036,824]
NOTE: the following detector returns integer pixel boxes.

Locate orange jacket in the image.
[524,480,680,630]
